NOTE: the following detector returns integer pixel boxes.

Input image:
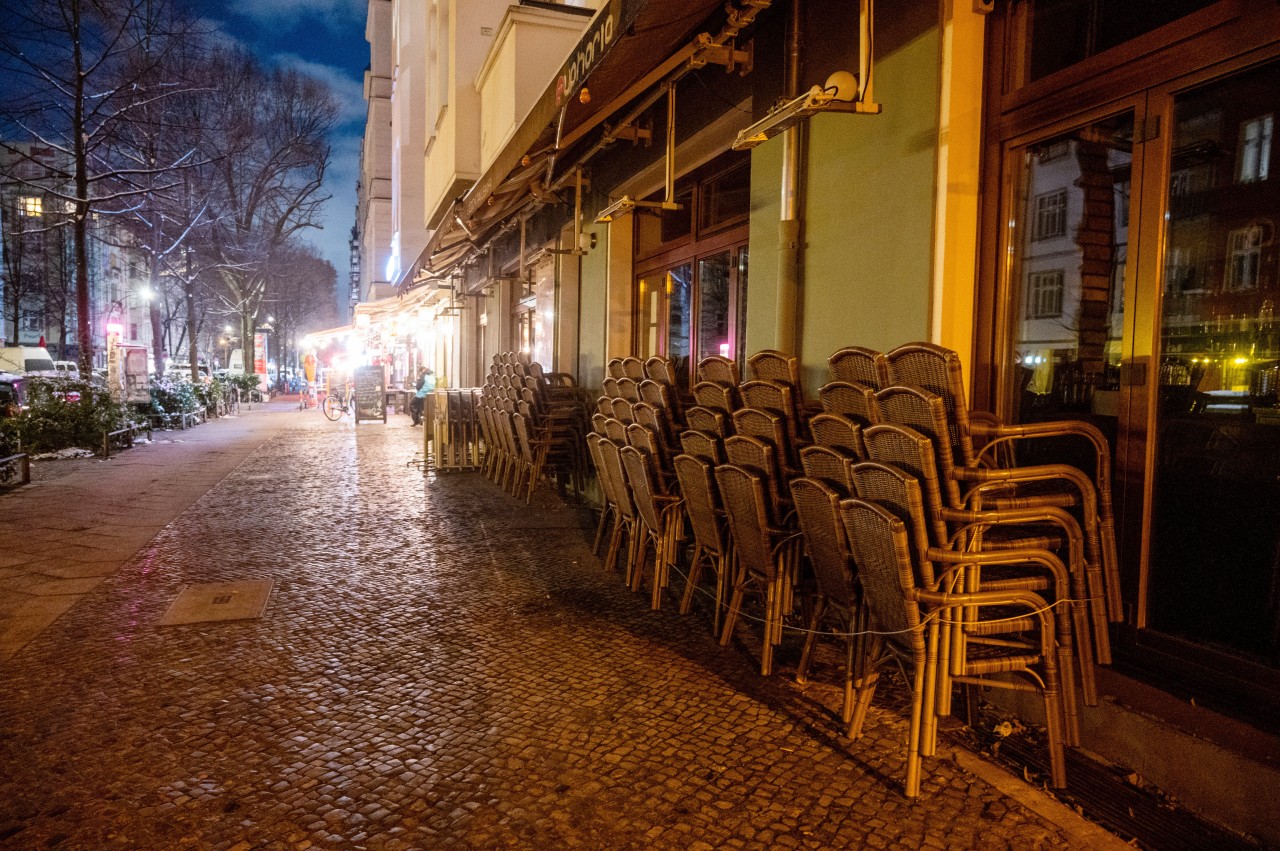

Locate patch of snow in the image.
[33,447,96,461]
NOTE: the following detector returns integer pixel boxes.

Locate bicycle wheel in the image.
[322,395,344,421]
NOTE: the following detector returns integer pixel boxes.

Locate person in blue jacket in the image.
[410,367,435,426]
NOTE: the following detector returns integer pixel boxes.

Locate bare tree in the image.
[192,47,337,374]
[262,242,338,370]
[0,0,206,372]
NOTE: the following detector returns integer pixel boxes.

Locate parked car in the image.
[0,371,24,416]
[0,346,57,377]
[53,360,80,380]
[164,362,212,384]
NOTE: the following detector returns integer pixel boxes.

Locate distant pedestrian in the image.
[410,367,435,426]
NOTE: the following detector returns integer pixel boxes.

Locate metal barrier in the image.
[0,452,31,487]
[103,421,153,459]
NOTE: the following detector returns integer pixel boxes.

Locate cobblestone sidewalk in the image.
[0,412,1104,849]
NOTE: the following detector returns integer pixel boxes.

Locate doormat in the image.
[157,579,275,626]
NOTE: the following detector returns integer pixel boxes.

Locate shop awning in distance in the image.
[302,324,355,345]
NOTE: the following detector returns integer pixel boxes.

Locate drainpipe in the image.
[777,0,804,355]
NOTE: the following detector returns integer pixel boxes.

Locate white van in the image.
[54,360,80,380]
[0,346,57,377]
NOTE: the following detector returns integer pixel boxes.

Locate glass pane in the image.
[1019,0,1215,84]
[697,252,732,364]
[660,189,694,244]
[1150,61,1280,660]
[666,263,692,376]
[1010,113,1132,431]
[699,162,750,232]
[636,272,663,359]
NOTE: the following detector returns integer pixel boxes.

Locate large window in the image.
[1225,226,1262,290]
[631,154,750,387]
[1236,114,1273,183]
[984,1,1280,720]
[1009,0,1217,85]
[1026,270,1065,318]
[1033,190,1068,240]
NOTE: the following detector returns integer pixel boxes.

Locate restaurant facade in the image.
[366,0,1280,837]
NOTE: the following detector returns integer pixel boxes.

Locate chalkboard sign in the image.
[353,365,386,423]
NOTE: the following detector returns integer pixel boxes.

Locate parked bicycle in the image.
[321,384,354,421]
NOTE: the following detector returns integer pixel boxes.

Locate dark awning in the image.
[408,0,739,286]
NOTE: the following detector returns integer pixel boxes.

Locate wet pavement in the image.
[0,405,1115,849]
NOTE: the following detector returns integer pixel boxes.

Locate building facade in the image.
[357,1,1280,839]
[0,143,153,363]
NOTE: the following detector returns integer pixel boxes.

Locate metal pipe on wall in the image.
[776,0,804,355]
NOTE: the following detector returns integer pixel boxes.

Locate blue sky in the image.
[203,0,369,303]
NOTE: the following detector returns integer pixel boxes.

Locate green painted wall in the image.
[747,6,941,393]
[576,222,609,391]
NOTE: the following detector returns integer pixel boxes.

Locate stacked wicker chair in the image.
[586,356,689,605]
[476,352,587,503]
[573,342,1097,800]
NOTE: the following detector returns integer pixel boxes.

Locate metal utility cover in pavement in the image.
[157,579,274,626]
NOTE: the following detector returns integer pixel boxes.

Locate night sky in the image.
[202,0,369,306]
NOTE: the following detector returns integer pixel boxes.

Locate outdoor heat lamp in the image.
[732,0,882,151]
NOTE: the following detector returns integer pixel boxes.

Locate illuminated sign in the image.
[555,0,624,107]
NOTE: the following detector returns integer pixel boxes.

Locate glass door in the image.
[1146,60,1280,663]
[985,0,1280,719]
[635,242,747,390]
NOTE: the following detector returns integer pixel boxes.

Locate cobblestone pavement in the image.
[0,411,1092,850]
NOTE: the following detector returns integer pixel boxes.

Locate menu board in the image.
[353,365,386,423]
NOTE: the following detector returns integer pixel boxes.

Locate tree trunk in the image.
[185,266,198,381]
[72,0,94,374]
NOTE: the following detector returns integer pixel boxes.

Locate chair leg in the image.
[795,597,826,686]
[712,551,729,638]
[761,579,777,676]
[905,661,927,798]
[592,504,612,556]
[1085,557,1113,664]
[628,530,649,592]
[920,615,942,761]
[680,549,706,616]
[1041,656,1069,789]
[604,516,624,573]
[841,627,856,728]
[650,533,666,610]
[846,668,879,739]
[720,583,745,647]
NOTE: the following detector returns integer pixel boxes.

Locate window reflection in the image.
[1151,61,1280,659]
[1011,113,1132,421]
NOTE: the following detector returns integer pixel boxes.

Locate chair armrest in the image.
[971,417,1112,484]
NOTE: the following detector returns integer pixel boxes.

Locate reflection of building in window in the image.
[1026,269,1065,318]
[1225,226,1262,290]
[1033,190,1068,240]
[20,196,42,217]
[1037,140,1069,162]
[1165,244,1206,294]
[1110,247,1127,313]
[1115,179,1130,228]
[1236,114,1272,183]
